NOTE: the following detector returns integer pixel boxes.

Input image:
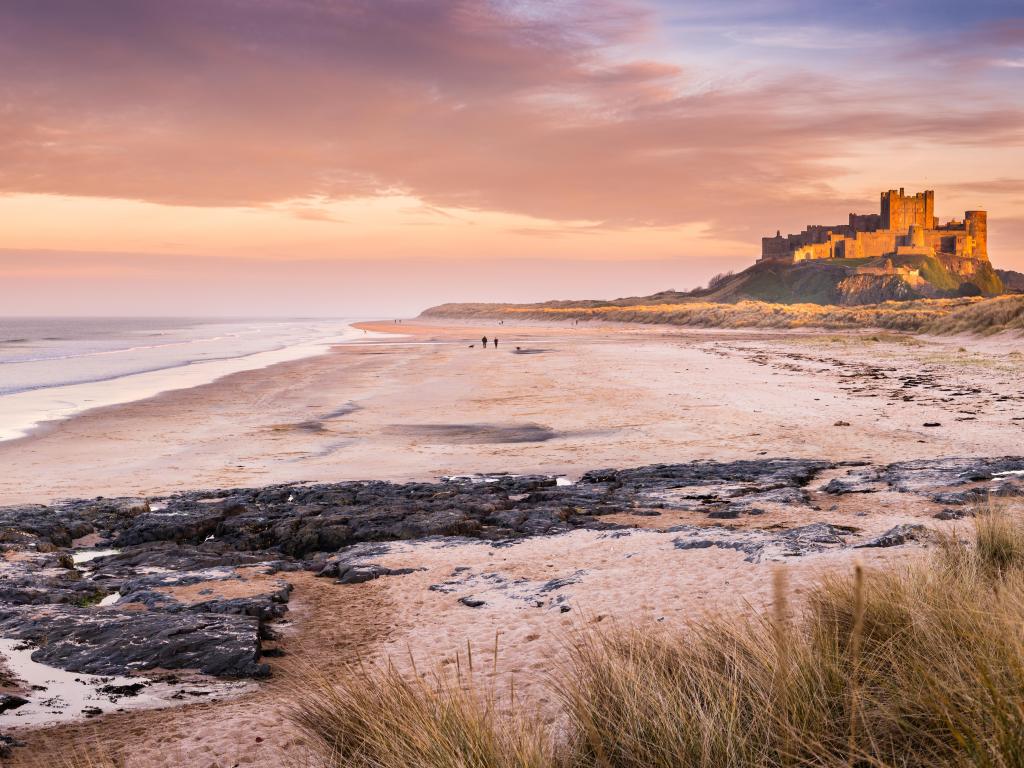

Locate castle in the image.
[760,189,987,266]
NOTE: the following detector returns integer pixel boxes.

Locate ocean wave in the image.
[0,322,366,443]
[0,329,270,365]
[0,344,296,397]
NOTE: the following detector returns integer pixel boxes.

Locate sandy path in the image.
[0,321,1020,506]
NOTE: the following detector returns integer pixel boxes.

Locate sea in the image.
[0,317,369,441]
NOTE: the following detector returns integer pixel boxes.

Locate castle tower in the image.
[965,210,987,259]
[880,188,934,232]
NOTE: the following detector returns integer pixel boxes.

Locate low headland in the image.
[422,293,1024,334]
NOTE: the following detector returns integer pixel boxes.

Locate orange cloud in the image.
[0,0,1021,317]
[0,0,1020,236]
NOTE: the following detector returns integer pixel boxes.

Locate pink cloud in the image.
[0,0,1020,242]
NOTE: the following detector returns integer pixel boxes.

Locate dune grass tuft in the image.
[925,295,1024,335]
[562,504,1024,768]
[291,649,554,768]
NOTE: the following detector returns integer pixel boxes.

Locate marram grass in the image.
[423,295,1024,334]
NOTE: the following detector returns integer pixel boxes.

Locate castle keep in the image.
[760,189,987,265]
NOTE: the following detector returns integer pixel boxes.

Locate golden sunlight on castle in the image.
[761,189,988,279]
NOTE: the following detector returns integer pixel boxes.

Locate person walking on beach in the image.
[481,336,488,348]
[493,338,499,348]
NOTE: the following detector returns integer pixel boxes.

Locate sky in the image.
[1,0,1023,316]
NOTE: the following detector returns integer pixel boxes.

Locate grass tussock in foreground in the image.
[422,295,1024,334]
[291,649,555,768]
[296,503,1024,768]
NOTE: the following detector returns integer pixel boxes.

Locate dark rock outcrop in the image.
[0,606,268,678]
[9,459,825,557]
[0,694,28,714]
[1,455,1014,699]
[855,524,927,548]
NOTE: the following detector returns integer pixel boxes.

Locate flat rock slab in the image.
[0,606,267,678]
[97,458,837,556]
[671,522,856,563]
[825,457,1024,496]
[855,524,927,548]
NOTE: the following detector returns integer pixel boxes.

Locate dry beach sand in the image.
[2,319,1022,766]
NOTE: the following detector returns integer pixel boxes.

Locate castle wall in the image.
[848,213,881,231]
[793,243,831,261]
[922,229,973,257]
[761,235,792,260]
[851,230,898,259]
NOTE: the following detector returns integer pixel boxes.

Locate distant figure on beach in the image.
[482,336,488,348]
[494,338,499,348]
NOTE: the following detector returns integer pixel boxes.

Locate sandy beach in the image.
[2,320,1022,767]
[1,320,1020,506]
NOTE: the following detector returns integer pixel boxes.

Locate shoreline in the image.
[0,319,1020,506]
[0,322,389,444]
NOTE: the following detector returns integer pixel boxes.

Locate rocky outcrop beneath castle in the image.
[835,273,920,305]
[713,252,1003,305]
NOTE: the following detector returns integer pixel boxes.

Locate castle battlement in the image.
[760,189,987,264]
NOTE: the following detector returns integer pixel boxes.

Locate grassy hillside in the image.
[686,254,1002,304]
[702,260,851,304]
[705,254,1003,303]
[421,252,1018,333]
